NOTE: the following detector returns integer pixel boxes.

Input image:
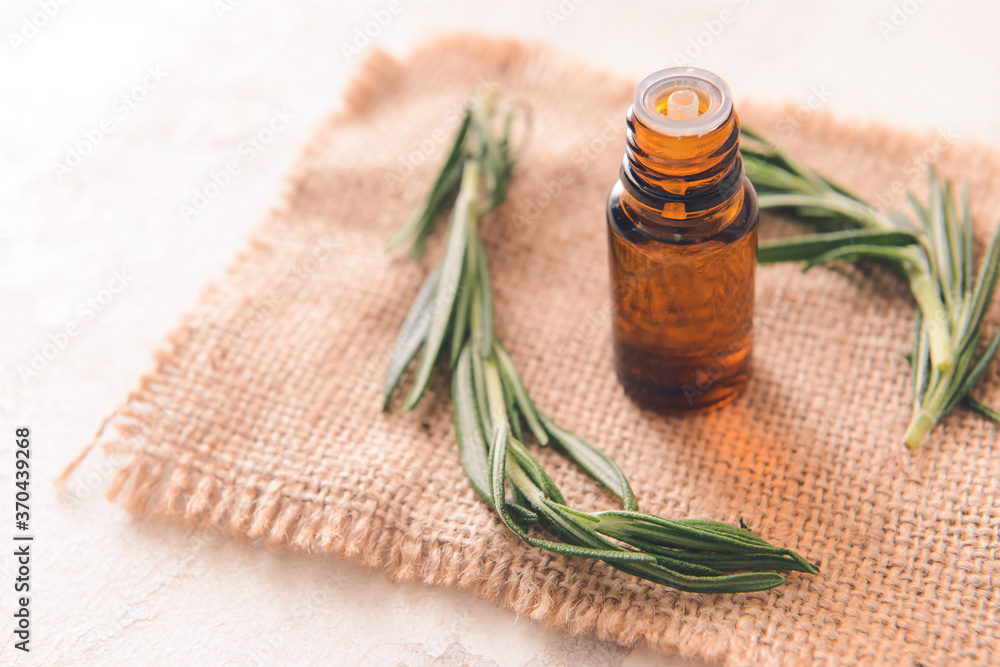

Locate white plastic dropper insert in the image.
[633,67,733,137]
[665,89,700,121]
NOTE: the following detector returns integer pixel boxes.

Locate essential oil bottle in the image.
[607,67,758,411]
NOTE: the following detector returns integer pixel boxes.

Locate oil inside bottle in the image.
[607,68,758,412]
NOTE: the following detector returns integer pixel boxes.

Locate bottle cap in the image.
[634,67,733,137]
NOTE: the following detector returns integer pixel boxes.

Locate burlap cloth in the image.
[76,36,1000,666]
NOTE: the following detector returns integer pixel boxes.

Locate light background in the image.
[2,1,997,665]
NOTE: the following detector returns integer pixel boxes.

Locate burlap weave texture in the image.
[84,36,1000,666]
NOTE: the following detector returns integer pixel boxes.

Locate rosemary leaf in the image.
[801,242,920,273]
[961,184,975,296]
[448,256,473,367]
[507,435,565,505]
[952,330,1000,411]
[386,110,470,255]
[963,223,1000,344]
[966,395,1000,422]
[382,265,440,410]
[758,229,919,265]
[501,367,524,442]
[453,344,492,504]
[473,230,494,355]
[469,339,491,437]
[494,341,550,446]
[482,352,509,437]
[541,416,638,512]
[404,160,479,410]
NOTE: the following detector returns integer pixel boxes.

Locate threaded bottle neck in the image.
[619,67,746,235]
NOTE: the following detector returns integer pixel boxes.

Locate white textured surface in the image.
[2,1,997,665]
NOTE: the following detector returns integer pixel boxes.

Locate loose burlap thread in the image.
[77,36,1000,666]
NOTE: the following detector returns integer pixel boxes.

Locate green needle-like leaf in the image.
[801,243,918,272]
[506,436,565,505]
[757,193,885,229]
[963,224,1000,343]
[449,262,473,367]
[542,415,638,512]
[382,265,441,410]
[758,229,918,265]
[473,230,494,355]
[405,160,480,410]
[386,110,471,255]
[501,367,524,441]
[952,330,1000,412]
[965,395,1000,423]
[494,341,549,446]
[469,340,491,437]
[453,344,492,503]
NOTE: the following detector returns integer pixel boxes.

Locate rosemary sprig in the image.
[382,91,817,594]
[742,129,1000,448]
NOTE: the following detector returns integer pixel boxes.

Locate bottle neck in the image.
[619,101,747,239]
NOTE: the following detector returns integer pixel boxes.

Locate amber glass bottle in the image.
[607,67,758,412]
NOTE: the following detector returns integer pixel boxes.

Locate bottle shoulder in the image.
[608,178,757,247]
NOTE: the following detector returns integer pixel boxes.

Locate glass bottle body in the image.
[607,67,758,412]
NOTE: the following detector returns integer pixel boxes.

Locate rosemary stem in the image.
[904,255,954,371]
[483,354,509,436]
[903,409,937,449]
